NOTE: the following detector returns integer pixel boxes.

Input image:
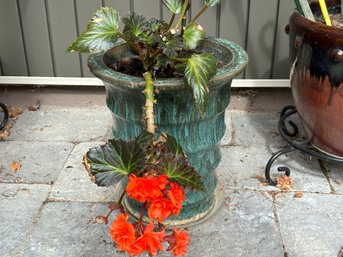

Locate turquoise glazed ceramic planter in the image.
[88,37,248,226]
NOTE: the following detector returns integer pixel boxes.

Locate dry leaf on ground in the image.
[294,191,303,198]
[28,102,40,111]
[0,130,9,140]
[8,107,23,118]
[10,161,22,172]
[28,105,37,111]
[276,175,293,192]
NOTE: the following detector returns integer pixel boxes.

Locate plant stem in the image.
[174,0,189,31]
[293,0,315,21]
[171,57,189,63]
[167,13,176,31]
[139,201,148,222]
[180,14,187,36]
[105,209,114,219]
[116,31,137,53]
[190,5,208,23]
[143,71,155,135]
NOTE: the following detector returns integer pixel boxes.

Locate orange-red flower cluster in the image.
[126,174,168,202]
[126,174,185,222]
[109,214,190,256]
[148,182,185,222]
[108,175,189,256]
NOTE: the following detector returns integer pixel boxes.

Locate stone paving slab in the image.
[230,111,285,147]
[275,192,343,257]
[319,161,343,194]
[177,189,284,257]
[9,106,112,142]
[50,142,116,202]
[0,141,73,184]
[0,184,51,256]
[218,145,331,193]
[13,202,115,257]
[15,189,284,257]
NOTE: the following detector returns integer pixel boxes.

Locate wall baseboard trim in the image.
[0,76,290,88]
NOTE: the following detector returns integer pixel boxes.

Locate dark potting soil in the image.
[109,54,224,78]
[109,56,184,78]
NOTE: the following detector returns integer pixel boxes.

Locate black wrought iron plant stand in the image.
[265,105,343,186]
[0,102,9,130]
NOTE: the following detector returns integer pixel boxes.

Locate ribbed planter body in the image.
[289,0,343,157]
[88,37,248,225]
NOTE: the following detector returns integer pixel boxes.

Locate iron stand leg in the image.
[265,147,297,186]
[0,102,9,130]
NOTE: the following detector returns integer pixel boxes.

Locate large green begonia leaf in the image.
[162,0,184,14]
[205,0,221,7]
[83,138,146,187]
[184,54,217,115]
[183,23,205,50]
[160,154,205,191]
[67,7,120,53]
[164,134,184,156]
[123,12,148,39]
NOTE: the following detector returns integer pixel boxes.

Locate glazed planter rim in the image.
[88,37,248,91]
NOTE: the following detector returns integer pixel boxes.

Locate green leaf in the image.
[163,0,184,14]
[83,139,146,187]
[160,154,205,191]
[148,18,162,33]
[67,7,120,53]
[155,53,170,66]
[136,131,153,149]
[164,134,184,156]
[175,62,187,74]
[204,0,221,7]
[123,12,147,39]
[163,36,183,57]
[184,54,217,114]
[183,23,205,50]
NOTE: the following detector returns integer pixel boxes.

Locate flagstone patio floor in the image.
[1,87,342,257]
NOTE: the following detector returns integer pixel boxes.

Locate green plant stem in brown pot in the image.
[67,0,247,228]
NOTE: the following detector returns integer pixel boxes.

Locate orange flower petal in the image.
[130,223,166,256]
[10,161,21,172]
[109,214,136,252]
[167,229,190,257]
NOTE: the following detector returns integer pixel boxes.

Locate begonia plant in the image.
[68,0,221,256]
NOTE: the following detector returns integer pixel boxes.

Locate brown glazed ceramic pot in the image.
[288,0,343,157]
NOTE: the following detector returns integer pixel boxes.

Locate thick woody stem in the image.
[143,71,155,135]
